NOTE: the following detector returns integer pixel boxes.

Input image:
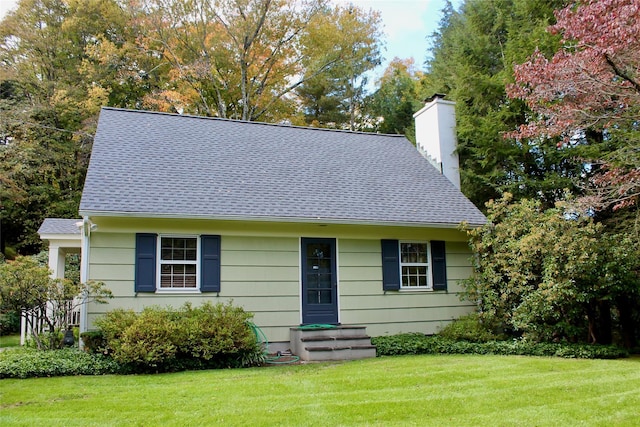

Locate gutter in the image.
[78,210,486,229]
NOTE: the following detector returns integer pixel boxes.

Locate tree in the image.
[296,4,382,130]
[0,0,151,254]
[508,0,640,211]
[0,0,385,254]
[136,0,382,123]
[366,58,428,139]
[0,256,112,349]
[463,193,640,346]
[426,0,583,208]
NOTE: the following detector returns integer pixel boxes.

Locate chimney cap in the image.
[425,93,447,103]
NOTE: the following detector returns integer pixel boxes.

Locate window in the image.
[135,234,220,293]
[381,239,447,291]
[400,242,430,289]
[159,237,198,289]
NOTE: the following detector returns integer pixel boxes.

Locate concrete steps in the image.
[290,325,377,361]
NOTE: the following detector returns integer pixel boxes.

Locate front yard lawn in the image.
[0,335,21,348]
[1,354,639,426]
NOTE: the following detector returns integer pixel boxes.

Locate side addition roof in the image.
[38,218,82,249]
[80,108,486,227]
[38,218,82,235]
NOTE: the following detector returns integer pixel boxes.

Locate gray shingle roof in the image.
[79,107,486,227]
[38,218,82,235]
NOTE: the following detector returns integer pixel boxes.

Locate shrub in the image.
[462,194,640,347]
[437,313,506,342]
[371,334,628,359]
[180,302,259,364]
[116,307,181,367]
[80,331,106,354]
[0,348,121,379]
[94,302,263,373]
[94,308,137,349]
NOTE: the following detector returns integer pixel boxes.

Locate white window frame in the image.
[156,235,200,292]
[399,241,431,290]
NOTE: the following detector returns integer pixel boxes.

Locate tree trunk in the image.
[616,296,638,349]
[596,300,613,345]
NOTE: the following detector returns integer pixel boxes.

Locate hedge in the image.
[371,334,629,359]
[0,348,121,379]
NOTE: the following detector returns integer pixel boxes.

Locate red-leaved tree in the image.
[507,0,640,210]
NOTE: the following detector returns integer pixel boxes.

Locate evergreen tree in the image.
[426,0,575,208]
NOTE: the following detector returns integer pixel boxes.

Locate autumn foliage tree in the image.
[508,0,640,211]
[0,0,139,253]
[366,58,429,139]
[0,0,383,253]
[296,4,382,130]
[133,0,382,122]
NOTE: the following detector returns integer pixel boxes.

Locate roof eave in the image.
[38,233,82,240]
[79,209,485,229]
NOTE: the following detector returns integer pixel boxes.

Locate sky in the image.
[0,0,461,79]
[332,0,458,70]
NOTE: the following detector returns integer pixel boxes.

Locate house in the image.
[37,95,486,358]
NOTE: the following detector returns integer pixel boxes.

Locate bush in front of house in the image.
[92,302,264,373]
[436,313,507,343]
[79,330,107,354]
[371,333,628,359]
[0,347,121,379]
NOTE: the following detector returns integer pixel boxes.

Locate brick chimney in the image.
[413,94,460,189]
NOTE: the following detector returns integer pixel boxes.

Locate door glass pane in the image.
[307,243,331,260]
[307,289,333,305]
[307,259,319,274]
[306,274,319,289]
[318,274,331,289]
[305,241,333,305]
[319,290,331,304]
[318,259,331,272]
[308,290,319,304]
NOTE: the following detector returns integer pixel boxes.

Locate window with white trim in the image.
[159,236,198,289]
[400,241,431,289]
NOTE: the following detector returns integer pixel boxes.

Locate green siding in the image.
[221,266,298,282]
[86,220,475,343]
[87,232,301,342]
[339,266,382,281]
[91,232,135,248]
[91,264,135,283]
[337,239,474,337]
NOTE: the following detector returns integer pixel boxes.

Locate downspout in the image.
[78,216,92,347]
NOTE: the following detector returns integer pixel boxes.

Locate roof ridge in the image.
[100,107,406,138]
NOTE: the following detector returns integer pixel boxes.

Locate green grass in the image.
[0,335,21,348]
[1,354,639,426]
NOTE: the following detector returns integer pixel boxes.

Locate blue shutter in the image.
[135,233,157,292]
[431,240,447,291]
[201,235,221,292]
[381,239,400,291]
